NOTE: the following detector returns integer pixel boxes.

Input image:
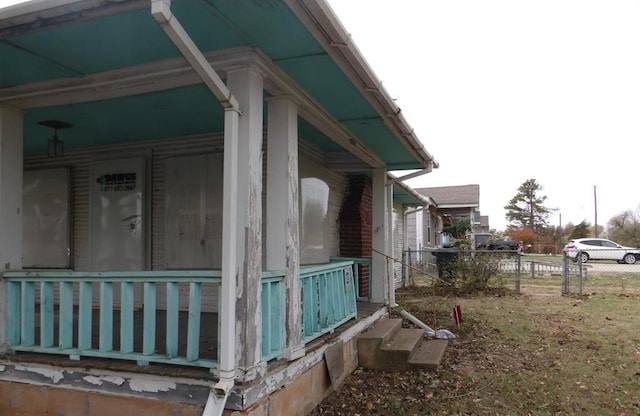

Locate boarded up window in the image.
[165,153,223,269]
[23,167,71,269]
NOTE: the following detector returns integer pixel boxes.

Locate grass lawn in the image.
[311,273,640,415]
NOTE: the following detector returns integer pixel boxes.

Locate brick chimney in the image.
[339,176,372,298]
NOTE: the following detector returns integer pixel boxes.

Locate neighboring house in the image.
[0,1,438,415]
[407,184,484,248]
[391,174,434,289]
[477,215,491,234]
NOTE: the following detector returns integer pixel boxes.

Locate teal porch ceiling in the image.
[0,0,434,170]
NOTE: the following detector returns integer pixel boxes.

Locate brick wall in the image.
[339,176,373,298]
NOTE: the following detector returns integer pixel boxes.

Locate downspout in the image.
[386,176,396,308]
[151,1,241,414]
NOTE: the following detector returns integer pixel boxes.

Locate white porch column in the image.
[386,180,396,306]
[0,107,23,350]
[227,67,265,380]
[266,96,303,360]
[371,169,388,303]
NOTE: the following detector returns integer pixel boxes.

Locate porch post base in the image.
[283,343,305,361]
[237,361,267,382]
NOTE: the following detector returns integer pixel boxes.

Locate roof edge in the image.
[285,0,439,171]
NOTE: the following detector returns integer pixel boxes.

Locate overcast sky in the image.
[2,1,639,232]
[327,0,640,232]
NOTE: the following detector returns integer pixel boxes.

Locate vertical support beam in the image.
[227,66,265,380]
[371,169,388,303]
[386,179,396,307]
[266,96,303,360]
[0,107,23,351]
[0,107,23,272]
[219,108,239,382]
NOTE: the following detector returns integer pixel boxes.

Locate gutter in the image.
[285,0,439,171]
[151,1,239,415]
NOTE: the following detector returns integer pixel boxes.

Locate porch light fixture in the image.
[38,120,72,158]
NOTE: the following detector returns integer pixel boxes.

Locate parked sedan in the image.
[563,238,640,264]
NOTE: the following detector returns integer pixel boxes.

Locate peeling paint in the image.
[0,364,5,372]
[128,378,176,393]
[83,375,125,386]
[15,364,65,383]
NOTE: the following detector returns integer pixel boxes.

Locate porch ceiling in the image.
[0,0,438,171]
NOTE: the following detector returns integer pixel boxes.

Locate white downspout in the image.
[151,1,240,414]
[386,177,396,308]
[151,0,240,111]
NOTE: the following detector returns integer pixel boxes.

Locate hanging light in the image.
[38,120,72,158]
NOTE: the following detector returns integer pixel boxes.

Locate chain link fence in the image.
[403,247,640,299]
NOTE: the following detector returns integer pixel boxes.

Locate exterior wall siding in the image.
[23,133,343,310]
[393,200,405,289]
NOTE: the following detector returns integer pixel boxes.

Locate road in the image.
[580,261,640,273]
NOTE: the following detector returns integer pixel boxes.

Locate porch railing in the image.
[2,263,355,369]
[300,261,357,343]
[2,271,224,369]
[331,257,372,301]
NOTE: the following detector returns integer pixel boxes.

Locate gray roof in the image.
[415,185,479,206]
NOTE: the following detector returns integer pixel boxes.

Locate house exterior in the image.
[407,184,482,248]
[0,1,438,414]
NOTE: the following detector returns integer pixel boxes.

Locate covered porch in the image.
[0,0,437,414]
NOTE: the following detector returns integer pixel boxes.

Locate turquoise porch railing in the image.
[300,261,357,343]
[2,270,286,369]
[3,271,222,369]
[2,263,360,368]
[261,270,285,360]
[330,257,372,301]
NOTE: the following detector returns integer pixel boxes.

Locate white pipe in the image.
[395,169,430,182]
[399,309,434,333]
[151,2,239,414]
[151,0,241,112]
[386,177,396,308]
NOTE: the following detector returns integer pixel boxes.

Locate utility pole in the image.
[594,185,598,237]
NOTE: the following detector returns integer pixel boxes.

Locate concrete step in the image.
[376,328,424,372]
[357,318,402,369]
[357,318,449,373]
[407,339,449,371]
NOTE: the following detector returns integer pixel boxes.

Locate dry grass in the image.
[311,273,640,415]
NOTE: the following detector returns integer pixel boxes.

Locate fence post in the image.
[515,252,521,295]
[562,253,569,295]
[578,253,583,300]
[407,249,412,284]
[530,260,535,278]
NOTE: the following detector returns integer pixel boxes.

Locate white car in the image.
[563,238,640,264]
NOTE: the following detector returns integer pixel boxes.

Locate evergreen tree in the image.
[504,179,554,233]
[569,220,591,239]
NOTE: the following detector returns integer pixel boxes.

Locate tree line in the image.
[501,178,640,252]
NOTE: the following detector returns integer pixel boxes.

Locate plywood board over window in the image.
[23,167,71,269]
[164,152,223,269]
[90,157,146,271]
